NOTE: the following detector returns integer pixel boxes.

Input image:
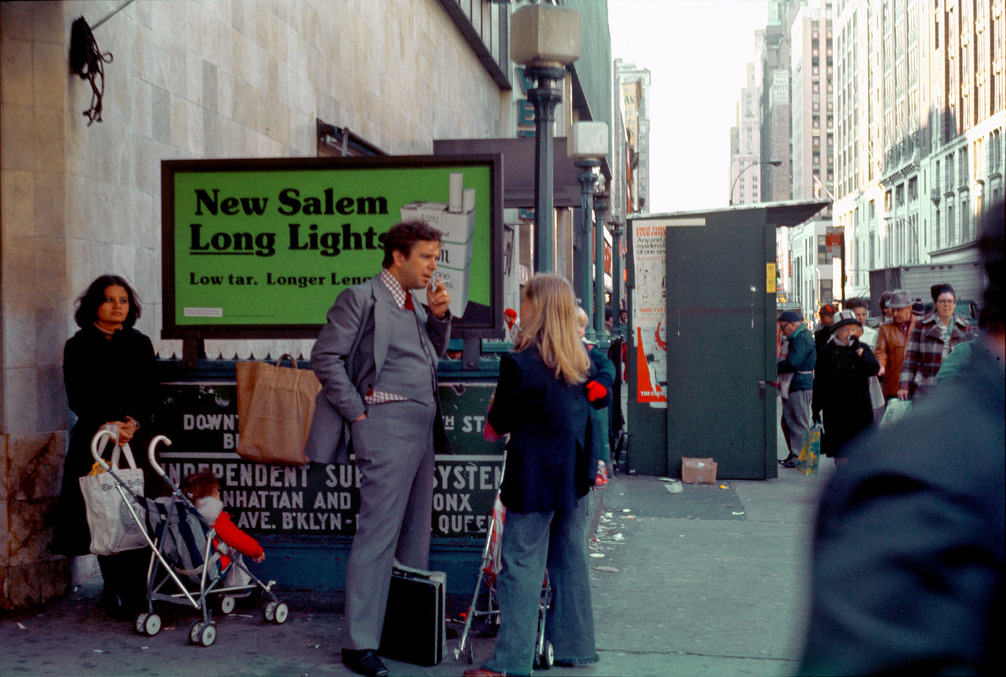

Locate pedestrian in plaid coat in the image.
[898,284,977,400]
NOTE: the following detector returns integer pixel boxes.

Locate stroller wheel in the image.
[197,621,217,647]
[218,595,236,615]
[189,621,204,644]
[264,600,288,624]
[542,640,555,669]
[135,612,161,636]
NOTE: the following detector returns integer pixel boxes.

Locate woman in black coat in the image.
[471,275,609,677]
[51,275,158,616]
[812,310,881,467]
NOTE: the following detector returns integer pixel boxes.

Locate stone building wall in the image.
[0,0,508,609]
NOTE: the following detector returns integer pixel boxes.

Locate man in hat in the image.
[874,289,914,402]
[777,310,816,467]
[815,304,839,350]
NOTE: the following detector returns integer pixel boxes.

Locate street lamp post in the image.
[569,121,608,340]
[593,183,610,346]
[729,160,781,205]
[574,159,598,327]
[511,4,580,273]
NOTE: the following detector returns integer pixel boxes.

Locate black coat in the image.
[811,338,880,458]
[51,325,158,557]
[799,339,1004,675]
[488,347,604,513]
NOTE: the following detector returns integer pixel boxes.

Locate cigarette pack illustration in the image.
[400,172,475,319]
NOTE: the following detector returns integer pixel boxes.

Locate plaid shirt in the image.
[899,313,977,392]
[362,270,416,405]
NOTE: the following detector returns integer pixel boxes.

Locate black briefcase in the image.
[378,566,446,666]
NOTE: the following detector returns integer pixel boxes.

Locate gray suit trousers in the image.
[342,399,436,650]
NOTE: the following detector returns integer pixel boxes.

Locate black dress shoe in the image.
[341,648,389,677]
[779,457,797,468]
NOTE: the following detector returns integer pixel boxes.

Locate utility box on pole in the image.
[625,201,828,479]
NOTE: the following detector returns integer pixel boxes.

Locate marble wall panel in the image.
[34,171,66,240]
[1,37,33,107]
[8,497,59,566]
[5,433,63,502]
[2,559,70,609]
[32,40,65,109]
[0,496,9,568]
[1,170,34,238]
[1,104,38,172]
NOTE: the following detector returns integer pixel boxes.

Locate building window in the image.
[961,196,970,240]
[820,279,833,302]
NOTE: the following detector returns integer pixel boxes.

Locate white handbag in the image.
[79,427,147,555]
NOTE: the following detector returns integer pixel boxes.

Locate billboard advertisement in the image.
[161,156,503,338]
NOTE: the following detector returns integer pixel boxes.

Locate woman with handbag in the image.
[51,275,158,617]
[466,275,608,677]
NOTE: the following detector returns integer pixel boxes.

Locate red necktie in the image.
[404,293,414,311]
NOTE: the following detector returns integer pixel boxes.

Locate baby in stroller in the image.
[181,471,264,588]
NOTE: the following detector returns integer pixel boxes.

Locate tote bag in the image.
[79,428,147,555]
[236,354,321,465]
[796,423,822,477]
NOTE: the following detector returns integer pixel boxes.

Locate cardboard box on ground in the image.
[681,458,718,485]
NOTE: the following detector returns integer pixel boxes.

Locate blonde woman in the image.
[468,275,608,677]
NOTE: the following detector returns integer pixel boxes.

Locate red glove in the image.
[585,380,607,402]
[484,420,502,442]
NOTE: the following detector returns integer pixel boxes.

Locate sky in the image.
[608,0,771,213]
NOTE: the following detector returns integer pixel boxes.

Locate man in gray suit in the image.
[305,220,451,677]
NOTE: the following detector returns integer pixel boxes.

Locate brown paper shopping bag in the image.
[236,354,320,465]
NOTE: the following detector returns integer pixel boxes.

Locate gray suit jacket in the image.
[303,275,451,464]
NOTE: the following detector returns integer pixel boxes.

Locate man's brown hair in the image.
[382,220,442,268]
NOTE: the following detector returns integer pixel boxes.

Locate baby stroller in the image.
[90,429,288,647]
[453,459,554,669]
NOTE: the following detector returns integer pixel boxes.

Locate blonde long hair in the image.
[515,274,590,385]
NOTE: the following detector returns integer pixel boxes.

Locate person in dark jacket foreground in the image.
[799,203,1004,676]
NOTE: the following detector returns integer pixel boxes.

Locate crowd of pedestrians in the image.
[776,280,978,470]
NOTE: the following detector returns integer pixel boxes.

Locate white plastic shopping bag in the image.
[79,426,146,555]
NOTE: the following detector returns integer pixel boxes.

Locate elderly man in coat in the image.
[777,310,816,468]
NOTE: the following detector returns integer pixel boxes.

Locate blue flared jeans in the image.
[484,495,598,676]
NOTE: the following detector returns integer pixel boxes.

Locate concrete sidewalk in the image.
[0,465,829,677]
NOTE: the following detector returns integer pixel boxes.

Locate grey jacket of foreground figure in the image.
[799,339,1005,676]
[303,276,451,464]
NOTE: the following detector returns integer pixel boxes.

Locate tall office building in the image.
[789,0,838,318]
[833,0,1005,300]
[729,61,765,205]
[615,59,651,214]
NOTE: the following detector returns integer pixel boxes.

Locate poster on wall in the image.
[161,155,503,339]
[629,216,707,408]
[630,222,668,408]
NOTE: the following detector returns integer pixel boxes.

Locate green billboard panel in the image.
[162,156,503,339]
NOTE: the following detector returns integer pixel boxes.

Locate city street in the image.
[1,443,829,677]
